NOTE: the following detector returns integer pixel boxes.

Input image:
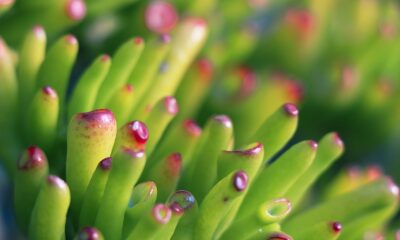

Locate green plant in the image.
[246,0,400,165]
[1,18,399,239]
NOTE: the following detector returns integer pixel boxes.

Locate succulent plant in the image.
[243,0,400,166]
[0,16,399,239]
[2,1,400,239]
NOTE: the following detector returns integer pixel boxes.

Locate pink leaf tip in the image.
[18,146,47,170]
[65,34,78,45]
[129,121,149,145]
[163,96,179,115]
[42,86,58,98]
[183,119,202,136]
[152,204,172,224]
[213,115,233,128]
[308,140,318,150]
[47,175,68,189]
[283,103,299,117]
[99,157,112,170]
[77,227,102,240]
[233,171,248,192]
[145,0,178,34]
[65,0,86,21]
[330,221,342,234]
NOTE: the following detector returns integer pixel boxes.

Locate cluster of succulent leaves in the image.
[1,0,400,240]
[0,15,400,240]
[241,0,400,164]
[169,0,400,170]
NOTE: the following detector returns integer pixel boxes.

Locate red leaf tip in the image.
[268,233,293,240]
[18,146,47,170]
[366,165,382,181]
[284,8,315,38]
[332,132,344,148]
[196,58,213,81]
[183,119,202,136]
[65,34,78,45]
[101,54,110,62]
[77,227,102,240]
[283,103,299,117]
[76,109,115,125]
[228,142,263,156]
[330,221,342,234]
[272,73,303,104]
[42,86,58,98]
[167,153,182,177]
[236,66,257,98]
[308,140,318,150]
[128,121,149,145]
[124,84,134,93]
[133,37,143,45]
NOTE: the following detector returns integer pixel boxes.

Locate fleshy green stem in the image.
[14,146,49,233]
[95,148,146,240]
[28,175,70,240]
[36,34,78,112]
[25,86,59,152]
[79,157,112,228]
[144,96,179,156]
[193,170,249,240]
[149,119,202,171]
[66,109,117,222]
[122,181,157,238]
[94,37,144,108]
[239,140,317,217]
[222,198,292,240]
[285,132,344,207]
[154,190,196,240]
[127,203,172,240]
[182,115,233,201]
[113,120,149,153]
[68,54,111,120]
[246,103,299,164]
[290,221,342,240]
[133,17,208,118]
[105,84,135,126]
[283,178,399,233]
[147,152,182,201]
[17,25,46,111]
